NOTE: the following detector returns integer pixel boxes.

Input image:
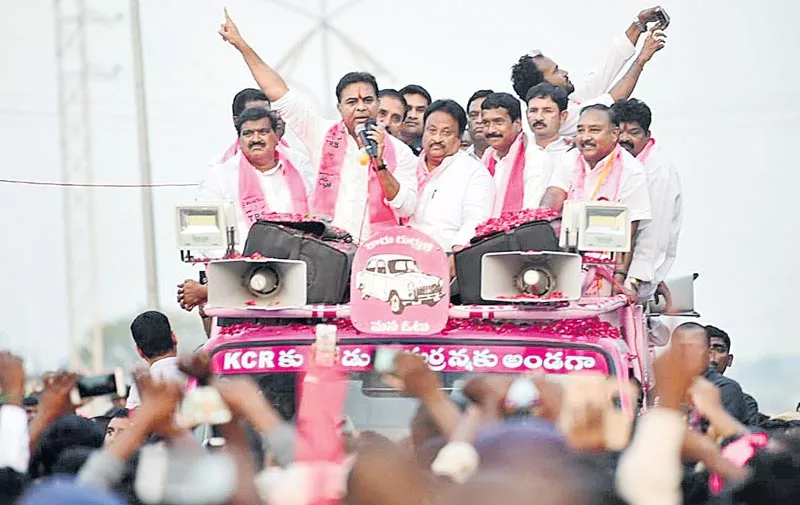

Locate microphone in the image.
[356,118,379,159]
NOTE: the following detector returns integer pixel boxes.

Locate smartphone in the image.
[504,377,540,412]
[70,369,126,404]
[655,8,670,29]
[373,346,401,375]
[314,324,337,367]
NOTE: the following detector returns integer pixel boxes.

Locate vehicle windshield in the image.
[242,370,574,441]
[388,259,419,274]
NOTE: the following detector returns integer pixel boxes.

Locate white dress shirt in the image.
[549,147,651,223]
[560,35,637,137]
[273,90,418,242]
[197,149,315,249]
[628,143,682,298]
[126,356,187,409]
[408,150,495,250]
[485,134,552,217]
[0,404,30,473]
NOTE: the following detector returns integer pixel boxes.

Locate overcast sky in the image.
[1,0,798,373]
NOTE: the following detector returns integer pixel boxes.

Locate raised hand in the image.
[0,351,25,406]
[637,6,665,26]
[219,8,246,49]
[639,27,667,63]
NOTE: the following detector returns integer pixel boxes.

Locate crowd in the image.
[2,4,799,505]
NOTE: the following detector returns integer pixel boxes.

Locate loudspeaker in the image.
[648,273,699,316]
[207,258,307,310]
[480,251,582,302]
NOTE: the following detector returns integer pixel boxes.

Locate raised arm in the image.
[609,28,666,101]
[219,9,289,102]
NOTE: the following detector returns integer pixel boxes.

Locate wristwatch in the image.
[633,17,647,32]
[376,161,387,171]
[629,278,641,291]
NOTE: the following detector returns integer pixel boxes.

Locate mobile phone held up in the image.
[373,346,401,375]
[70,368,127,405]
[655,8,670,30]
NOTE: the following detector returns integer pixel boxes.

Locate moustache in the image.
[579,141,596,149]
[486,133,503,139]
[429,142,446,149]
[248,141,266,149]
[619,141,634,150]
[532,121,546,128]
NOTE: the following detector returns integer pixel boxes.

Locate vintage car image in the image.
[355,254,445,314]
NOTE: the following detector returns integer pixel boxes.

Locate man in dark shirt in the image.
[705,324,765,426]
[672,322,750,427]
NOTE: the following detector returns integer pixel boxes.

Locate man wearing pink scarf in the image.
[479,92,552,218]
[220,10,418,242]
[210,88,311,166]
[541,104,651,296]
[198,107,314,246]
[613,98,682,304]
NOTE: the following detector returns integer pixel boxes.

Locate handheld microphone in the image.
[355,118,379,159]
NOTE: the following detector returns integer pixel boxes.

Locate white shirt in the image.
[628,143,682,298]
[273,90,418,242]
[485,134,552,217]
[536,136,573,155]
[549,147,651,223]
[407,150,495,250]
[126,356,187,409]
[197,148,316,249]
[0,404,29,473]
[560,35,637,137]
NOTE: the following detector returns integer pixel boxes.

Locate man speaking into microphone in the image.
[219,9,417,242]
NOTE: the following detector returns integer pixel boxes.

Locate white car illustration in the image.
[355,254,445,314]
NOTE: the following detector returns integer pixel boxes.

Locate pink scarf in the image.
[484,132,526,214]
[709,432,768,493]
[568,145,625,202]
[219,137,290,164]
[294,360,348,505]
[312,121,398,232]
[636,137,656,164]
[238,148,309,227]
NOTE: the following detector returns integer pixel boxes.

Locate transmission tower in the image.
[54,0,120,372]
[263,0,396,115]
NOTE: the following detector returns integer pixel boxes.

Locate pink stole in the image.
[238,148,309,227]
[569,146,626,296]
[484,132,526,214]
[294,360,348,505]
[636,137,656,164]
[312,121,399,232]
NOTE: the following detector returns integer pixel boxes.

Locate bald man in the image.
[671,322,748,427]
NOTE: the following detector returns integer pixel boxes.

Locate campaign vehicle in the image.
[176,203,696,439]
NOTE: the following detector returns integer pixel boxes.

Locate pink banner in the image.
[350,227,450,335]
[211,344,609,375]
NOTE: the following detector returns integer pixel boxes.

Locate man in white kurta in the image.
[542,105,651,295]
[198,138,316,248]
[613,99,682,302]
[511,6,669,137]
[407,99,495,251]
[480,92,551,217]
[219,11,417,242]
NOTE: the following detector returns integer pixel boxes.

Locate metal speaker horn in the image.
[206,258,307,310]
[648,273,699,317]
[480,251,583,302]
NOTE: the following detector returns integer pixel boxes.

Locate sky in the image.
[1,0,798,383]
